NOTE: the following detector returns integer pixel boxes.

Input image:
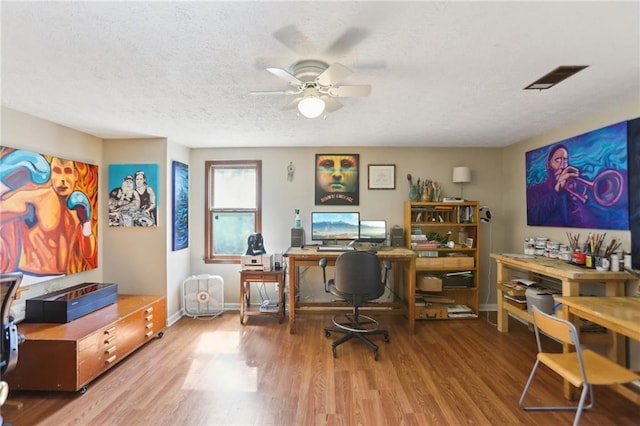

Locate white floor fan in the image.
[182,274,224,318]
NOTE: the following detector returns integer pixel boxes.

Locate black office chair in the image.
[1,272,24,425]
[1,272,23,376]
[319,251,391,360]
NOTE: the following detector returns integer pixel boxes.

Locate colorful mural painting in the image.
[172,161,189,251]
[108,163,159,227]
[0,146,99,285]
[526,121,629,230]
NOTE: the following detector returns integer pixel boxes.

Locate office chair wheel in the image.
[332,346,337,358]
[374,349,379,361]
[325,330,331,338]
[384,334,390,343]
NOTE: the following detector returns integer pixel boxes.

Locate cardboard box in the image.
[415,304,447,319]
[498,281,527,296]
[417,275,443,292]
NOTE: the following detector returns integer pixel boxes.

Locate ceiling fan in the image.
[251,60,372,119]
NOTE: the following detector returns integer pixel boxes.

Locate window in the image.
[205,160,261,263]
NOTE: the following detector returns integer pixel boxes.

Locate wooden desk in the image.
[239,270,285,324]
[491,253,629,333]
[285,247,416,334]
[556,296,640,404]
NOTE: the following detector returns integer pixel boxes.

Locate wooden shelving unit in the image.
[404,200,480,319]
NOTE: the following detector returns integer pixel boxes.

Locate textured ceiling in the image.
[2,1,639,149]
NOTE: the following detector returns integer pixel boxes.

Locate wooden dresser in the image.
[4,294,166,393]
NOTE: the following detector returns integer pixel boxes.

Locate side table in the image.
[239,270,285,324]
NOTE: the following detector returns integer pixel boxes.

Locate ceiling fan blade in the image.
[316,63,352,87]
[322,96,343,113]
[250,89,301,96]
[273,25,317,54]
[266,68,303,86]
[282,97,303,110]
[324,27,370,56]
[327,85,372,98]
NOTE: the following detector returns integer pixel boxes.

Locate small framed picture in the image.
[368,164,396,189]
[466,238,474,248]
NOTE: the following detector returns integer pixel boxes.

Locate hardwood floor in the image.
[3,312,638,425]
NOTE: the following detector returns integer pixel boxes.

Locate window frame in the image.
[204,160,262,264]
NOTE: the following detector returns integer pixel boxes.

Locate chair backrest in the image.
[1,272,23,374]
[333,251,386,304]
[532,306,579,349]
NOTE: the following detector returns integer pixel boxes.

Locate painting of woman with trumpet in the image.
[526,120,629,230]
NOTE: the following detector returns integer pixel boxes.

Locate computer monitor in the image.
[359,220,387,244]
[311,212,360,243]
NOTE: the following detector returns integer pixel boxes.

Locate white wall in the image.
[501,100,638,256]
[166,141,191,324]
[1,107,104,319]
[102,138,168,297]
[501,100,640,369]
[189,146,506,309]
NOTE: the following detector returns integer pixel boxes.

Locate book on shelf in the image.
[503,294,527,304]
[416,294,455,304]
[416,250,438,257]
[447,304,473,314]
[448,312,478,318]
[444,271,472,276]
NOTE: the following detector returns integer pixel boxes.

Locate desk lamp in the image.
[452,166,471,200]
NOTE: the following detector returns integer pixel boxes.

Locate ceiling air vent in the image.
[524,65,588,90]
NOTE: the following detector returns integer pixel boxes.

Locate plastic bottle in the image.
[294,209,301,228]
[624,252,632,270]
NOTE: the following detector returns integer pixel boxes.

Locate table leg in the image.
[496,261,509,332]
[602,280,626,364]
[288,259,297,334]
[406,258,416,334]
[239,280,246,324]
[279,273,285,323]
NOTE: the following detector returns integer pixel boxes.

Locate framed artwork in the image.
[368,164,396,189]
[172,161,189,251]
[525,121,629,230]
[0,146,99,285]
[627,117,640,268]
[108,163,159,227]
[315,153,359,205]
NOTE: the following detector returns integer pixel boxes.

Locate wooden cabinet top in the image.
[17,294,165,340]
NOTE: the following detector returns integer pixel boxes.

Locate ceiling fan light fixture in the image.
[298,95,325,118]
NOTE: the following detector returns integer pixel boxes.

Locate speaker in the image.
[480,206,492,223]
[390,226,405,247]
[291,228,305,248]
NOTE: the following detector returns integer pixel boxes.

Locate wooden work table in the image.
[284,247,416,334]
[491,253,630,333]
[556,296,640,404]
